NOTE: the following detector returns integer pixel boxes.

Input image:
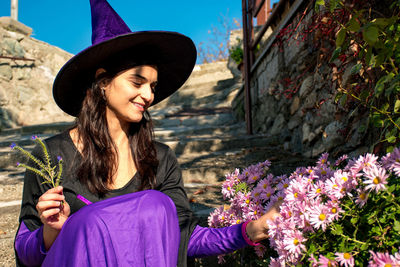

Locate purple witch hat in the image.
[53,0,196,117]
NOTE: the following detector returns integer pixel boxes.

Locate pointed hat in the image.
[53,0,197,117]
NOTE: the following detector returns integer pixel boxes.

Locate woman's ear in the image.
[95,68,107,78]
[95,68,109,89]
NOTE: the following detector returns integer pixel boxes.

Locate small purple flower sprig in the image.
[11,135,63,188]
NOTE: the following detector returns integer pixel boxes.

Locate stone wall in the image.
[0,18,74,129]
[233,3,371,158]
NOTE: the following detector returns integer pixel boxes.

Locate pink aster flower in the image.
[381,147,400,177]
[276,177,291,191]
[256,178,270,191]
[355,189,369,207]
[318,255,338,267]
[247,170,263,184]
[335,252,355,267]
[269,257,285,267]
[335,154,349,166]
[363,165,389,193]
[369,250,398,266]
[308,202,331,231]
[283,229,307,259]
[254,244,267,258]
[217,255,225,264]
[308,180,326,199]
[317,152,330,166]
[261,185,276,202]
[325,176,346,200]
[326,200,343,221]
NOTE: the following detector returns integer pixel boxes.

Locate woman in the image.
[14,0,280,266]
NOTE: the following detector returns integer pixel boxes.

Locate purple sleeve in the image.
[15,222,47,266]
[187,224,248,257]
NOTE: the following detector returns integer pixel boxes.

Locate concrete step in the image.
[163,133,280,156]
[183,69,233,88]
[0,121,73,136]
[153,113,236,128]
[188,61,231,79]
[154,122,246,139]
[151,80,241,111]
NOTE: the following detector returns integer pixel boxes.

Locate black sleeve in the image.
[156,146,198,267]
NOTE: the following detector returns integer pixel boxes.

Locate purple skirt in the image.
[42,190,180,267]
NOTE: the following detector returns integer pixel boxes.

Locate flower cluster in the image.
[209,148,400,266]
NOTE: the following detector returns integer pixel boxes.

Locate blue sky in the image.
[0,0,244,62]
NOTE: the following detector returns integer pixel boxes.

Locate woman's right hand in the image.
[36,186,70,250]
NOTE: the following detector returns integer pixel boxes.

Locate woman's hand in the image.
[246,200,282,243]
[36,186,70,250]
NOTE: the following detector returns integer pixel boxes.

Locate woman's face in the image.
[103,65,157,124]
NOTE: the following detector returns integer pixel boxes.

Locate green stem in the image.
[340,233,367,245]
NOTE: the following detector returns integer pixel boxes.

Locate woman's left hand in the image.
[246,200,282,243]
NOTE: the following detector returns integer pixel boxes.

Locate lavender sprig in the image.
[11,136,63,188]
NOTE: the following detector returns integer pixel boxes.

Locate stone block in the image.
[1,37,25,57]
[0,63,12,80]
[288,113,301,130]
[322,121,345,151]
[302,123,311,143]
[290,128,303,154]
[0,17,32,36]
[290,96,300,115]
[302,91,317,109]
[299,76,314,98]
[270,113,286,135]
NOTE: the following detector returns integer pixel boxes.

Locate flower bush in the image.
[208,149,400,266]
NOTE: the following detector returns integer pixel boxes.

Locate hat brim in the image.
[53,31,197,117]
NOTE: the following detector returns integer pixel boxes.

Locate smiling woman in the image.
[13,0,280,266]
[101,65,157,124]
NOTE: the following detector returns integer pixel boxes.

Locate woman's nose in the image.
[140,83,153,102]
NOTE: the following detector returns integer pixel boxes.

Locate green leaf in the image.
[336,28,346,47]
[351,217,358,224]
[330,47,342,63]
[332,224,343,235]
[365,47,373,66]
[351,63,362,75]
[347,17,361,32]
[329,0,340,12]
[372,18,390,28]
[394,220,400,233]
[375,83,385,97]
[363,26,379,45]
[371,114,384,128]
[387,135,397,143]
[375,51,386,67]
[395,100,400,113]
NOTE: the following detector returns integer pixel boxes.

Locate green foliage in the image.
[229,39,244,65]
[326,0,400,152]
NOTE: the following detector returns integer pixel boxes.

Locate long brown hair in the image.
[75,68,159,196]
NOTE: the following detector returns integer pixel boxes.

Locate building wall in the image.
[236,4,371,158]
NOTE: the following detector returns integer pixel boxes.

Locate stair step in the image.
[153,113,235,128]
[164,134,279,156]
[154,122,246,138]
[0,122,73,136]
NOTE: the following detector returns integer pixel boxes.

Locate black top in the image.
[17,130,197,266]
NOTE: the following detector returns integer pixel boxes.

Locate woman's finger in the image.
[39,193,65,202]
[41,208,61,219]
[36,200,63,212]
